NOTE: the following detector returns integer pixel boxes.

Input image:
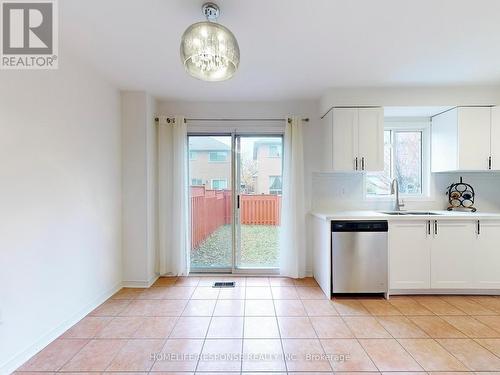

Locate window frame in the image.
[208,151,228,162]
[365,119,431,201]
[189,151,197,160]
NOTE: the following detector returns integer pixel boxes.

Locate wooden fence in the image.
[190,186,281,249]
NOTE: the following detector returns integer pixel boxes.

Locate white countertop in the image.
[311,210,500,221]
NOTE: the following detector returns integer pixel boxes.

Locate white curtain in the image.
[279,116,307,278]
[157,116,190,276]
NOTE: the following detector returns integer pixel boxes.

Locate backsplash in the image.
[312,172,500,212]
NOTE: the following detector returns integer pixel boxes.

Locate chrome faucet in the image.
[391,179,405,211]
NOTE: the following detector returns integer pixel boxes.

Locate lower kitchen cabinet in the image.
[475,221,500,288]
[389,221,431,289]
[430,220,476,289]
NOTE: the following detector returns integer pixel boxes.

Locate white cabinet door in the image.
[389,221,431,289]
[358,108,384,171]
[475,221,500,289]
[321,111,334,171]
[491,106,500,170]
[431,220,476,289]
[431,108,458,172]
[332,108,358,171]
[457,107,491,171]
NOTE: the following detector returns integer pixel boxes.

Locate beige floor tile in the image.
[437,338,500,371]
[97,316,144,338]
[271,286,300,299]
[441,316,500,338]
[17,339,89,371]
[151,339,203,371]
[191,287,220,299]
[245,299,275,316]
[120,299,187,316]
[278,317,317,338]
[197,339,243,371]
[175,276,200,286]
[283,339,332,371]
[246,286,272,299]
[293,277,319,287]
[136,287,170,299]
[441,297,497,316]
[61,316,112,338]
[360,299,403,316]
[409,316,467,338]
[388,297,435,315]
[343,316,391,338]
[246,277,270,286]
[106,339,164,371]
[90,300,131,316]
[331,299,370,316]
[269,277,295,286]
[360,338,423,371]
[112,288,142,300]
[413,297,466,316]
[468,296,500,314]
[297,287,327,300]
[218,287,245,299]
[213,299,245,316]
[61,339,126,371]
[242,339,285,371]
[321,338,377,372]
[153,277,177,287]
[132,316,178,338]
[170,316,211,338]
[475,316,500,333]
[182,299,216,316]
[377,316,429,338]
[197,277,222,286]
[398,338,469,371]
[162,286,196,299]
[309,316,353,338]
[476,338,500,357]
[207,316,244,338]
[244,317,280,338]
[274,299,307,316]
[302,300,338,316]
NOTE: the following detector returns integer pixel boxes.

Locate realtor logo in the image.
[1,0,58,69]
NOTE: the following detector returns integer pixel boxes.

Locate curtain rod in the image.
[155,117,310,124]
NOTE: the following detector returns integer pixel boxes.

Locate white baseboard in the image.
[0,281,122,375]
[122,274,159,288]
[389,288,500,296]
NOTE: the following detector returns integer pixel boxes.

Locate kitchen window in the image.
[366,124,428,197]
[209,151,228,162]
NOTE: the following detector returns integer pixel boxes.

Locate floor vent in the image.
[213,281,236,288]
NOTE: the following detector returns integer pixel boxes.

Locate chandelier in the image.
[180,3,240,81]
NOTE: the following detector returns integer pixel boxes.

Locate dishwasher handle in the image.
[331,221,388,232]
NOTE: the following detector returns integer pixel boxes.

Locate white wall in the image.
[0,54,122,374]
[156,100,321,275]
[121,91,157,286]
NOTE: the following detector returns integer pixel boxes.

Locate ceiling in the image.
[60,0,500,101]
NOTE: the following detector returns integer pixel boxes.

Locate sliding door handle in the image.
[237,195,240,209]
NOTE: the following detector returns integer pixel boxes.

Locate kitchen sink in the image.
[381,211,440,216]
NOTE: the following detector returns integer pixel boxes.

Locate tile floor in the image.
[15,276,500,374]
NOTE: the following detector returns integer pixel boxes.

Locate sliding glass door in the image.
[188,134,283,273]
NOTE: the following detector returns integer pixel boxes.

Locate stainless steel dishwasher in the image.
[331,221,388,294]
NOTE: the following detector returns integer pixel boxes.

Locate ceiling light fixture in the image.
[180,2,240,81]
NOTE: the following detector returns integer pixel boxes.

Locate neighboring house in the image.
[189,137,231,190]
[253,140,283,195]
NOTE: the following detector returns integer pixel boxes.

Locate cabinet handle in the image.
[355,157,358,170]
[434,220,438,235]
[477,220,481,235]
[361,157,365,171]
[489,156,492,170]
[427,220,431,235]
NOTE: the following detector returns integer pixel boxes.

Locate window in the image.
[268,144,281,157]
[209,151,228,162]
[211,179,228,190]
[191,178,203,186]
[367,129,424,196]
[269,176,282,195]
[189,151,197,160]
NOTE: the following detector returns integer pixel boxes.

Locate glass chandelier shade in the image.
[180,21,240,82]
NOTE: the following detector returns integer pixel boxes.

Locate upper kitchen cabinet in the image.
[322,107,384,172]
[491,106,500,170]
[431,106,495,172]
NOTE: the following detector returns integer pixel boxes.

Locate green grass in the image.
[190,224,279,269]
